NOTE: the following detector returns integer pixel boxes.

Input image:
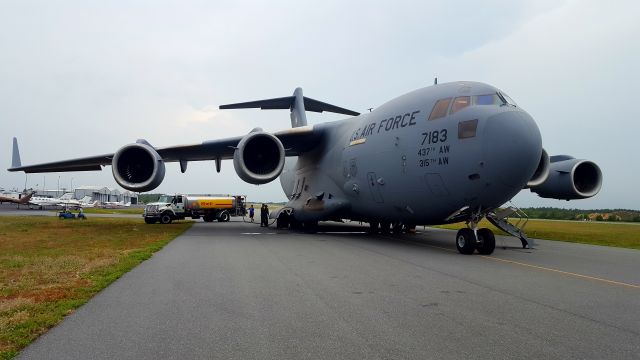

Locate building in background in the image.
[35,186,138,204]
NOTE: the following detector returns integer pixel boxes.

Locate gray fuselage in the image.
[280,81,542,225]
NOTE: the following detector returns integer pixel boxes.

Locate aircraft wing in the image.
[9,125,323,173]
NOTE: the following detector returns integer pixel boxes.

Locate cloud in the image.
[0,0,637,208]
[435,0,639,208]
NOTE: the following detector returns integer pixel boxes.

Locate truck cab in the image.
[143,194,245,224]
[143,195,183,224]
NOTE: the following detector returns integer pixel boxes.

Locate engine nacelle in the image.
[526,148,550,187]
[529,156,602,200]
[233,132,285,184]
[112,143,165,192]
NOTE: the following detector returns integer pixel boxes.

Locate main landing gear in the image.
[369,221,416,235]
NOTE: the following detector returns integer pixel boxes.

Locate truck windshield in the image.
[159,195,174,203]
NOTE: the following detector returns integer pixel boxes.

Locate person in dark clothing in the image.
[260,204,269,227]
[249,205,255,223]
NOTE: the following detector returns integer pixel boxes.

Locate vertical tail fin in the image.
[289,87,308,128]
[11,137,21,168]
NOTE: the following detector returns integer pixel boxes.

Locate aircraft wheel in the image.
[218,211,231,222]
[144,217,157,224]
[404,223,417,233]
[303,221,318,233]
[392,222,403,234]
[287,217,301,230]
[368,221,379,234]
[276,212,289,229]
[476,228,496,255]
[456,228,476,255]
[380,222,391,234]
[160,213,173,225]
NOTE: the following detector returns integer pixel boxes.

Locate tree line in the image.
[521,207,640,222]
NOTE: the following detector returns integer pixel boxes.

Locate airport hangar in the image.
[36,186,139,204]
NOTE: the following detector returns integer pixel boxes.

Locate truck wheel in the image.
[160,213,173,224]
[218,211,230,222]
[144,217,157,224]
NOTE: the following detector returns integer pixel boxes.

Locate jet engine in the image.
[233,132,285,184]
[526,148,550,187]
[112,142,165,192]
[529,156,602,200]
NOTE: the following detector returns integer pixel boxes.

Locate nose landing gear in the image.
[455,211,496,255]
[455,227,496,255]
[455,228,476,254]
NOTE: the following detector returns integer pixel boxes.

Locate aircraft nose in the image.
[482,110,542,188]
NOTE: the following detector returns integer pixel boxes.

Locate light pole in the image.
[70,178,74,198]
[57,176,60,198]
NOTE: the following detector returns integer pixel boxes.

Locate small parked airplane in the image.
[0,189,35,205]
[101,200,131,209]
[78,196,99,208]
[29,192,82,209]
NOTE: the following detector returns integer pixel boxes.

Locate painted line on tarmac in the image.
[480,255,640,290]
[393,236,640,290]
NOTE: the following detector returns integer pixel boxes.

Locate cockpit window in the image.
[429,98,451,120]
[451,96,470,114]
[501,92,517,106]
[474,94,500,105]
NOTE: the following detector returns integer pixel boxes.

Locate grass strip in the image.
[78,207,144,215]
[0,216,191,359]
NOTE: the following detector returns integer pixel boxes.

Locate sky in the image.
[1,0,638,209]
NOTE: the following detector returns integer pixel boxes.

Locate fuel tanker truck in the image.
[143,194,246,224]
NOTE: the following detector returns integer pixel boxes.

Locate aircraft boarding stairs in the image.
[486,204,535,249]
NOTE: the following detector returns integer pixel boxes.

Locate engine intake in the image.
[112,143,165,192]
[529,156,602,200]
[233,132,285,184]
[526,148,550,187]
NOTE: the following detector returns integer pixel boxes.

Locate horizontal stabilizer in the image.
[220,95,360,116]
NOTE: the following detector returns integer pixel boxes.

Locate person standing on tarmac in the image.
[249,205,255,223]
[260,204,269,227]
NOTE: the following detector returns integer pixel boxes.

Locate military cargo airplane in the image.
[8,81,602,254]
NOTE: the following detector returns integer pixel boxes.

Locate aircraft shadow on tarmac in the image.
[231,220,534,254]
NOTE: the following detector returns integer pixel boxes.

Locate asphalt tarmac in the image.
[15,217,640,360]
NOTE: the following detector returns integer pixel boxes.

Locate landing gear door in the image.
[367,172,384,203]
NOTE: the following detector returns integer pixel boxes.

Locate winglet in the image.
[11,137,21,168]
